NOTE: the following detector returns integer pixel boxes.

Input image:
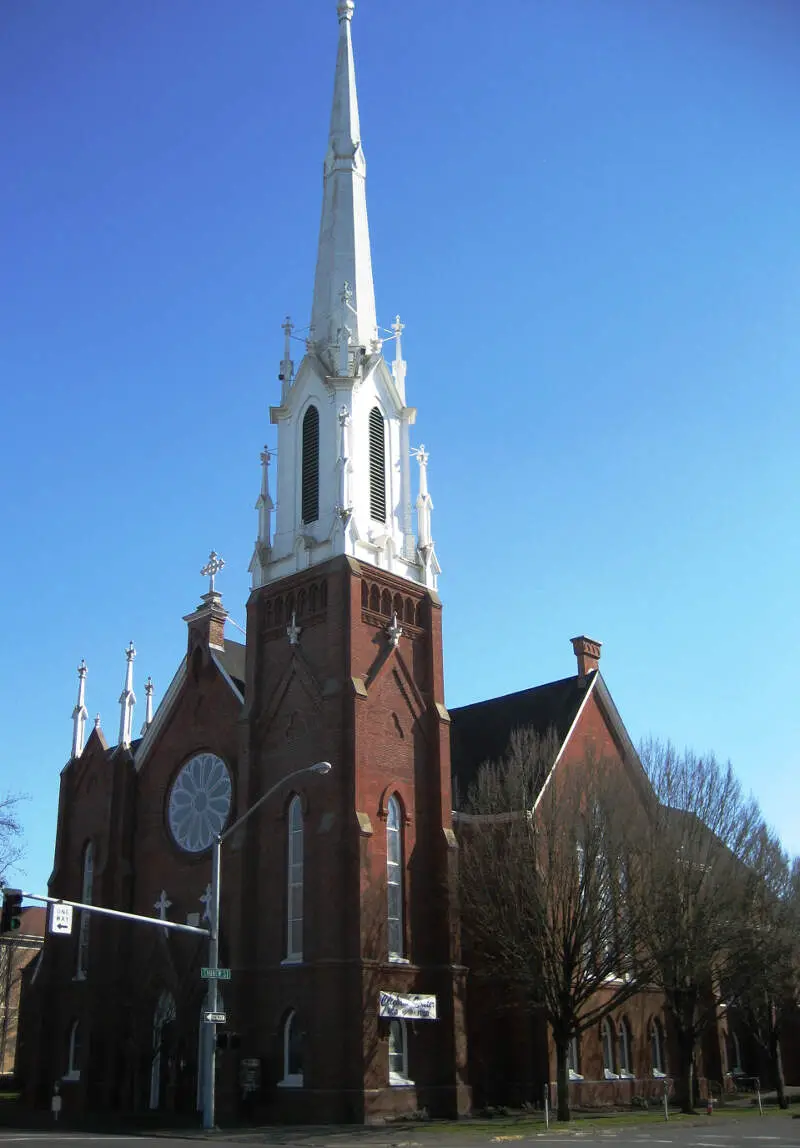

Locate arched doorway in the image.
[149,990,176,1110]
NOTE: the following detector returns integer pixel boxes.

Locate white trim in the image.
[532,672,598,813]
[134,657,187,773]
[210,651,244,704]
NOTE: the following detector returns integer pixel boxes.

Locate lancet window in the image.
[301,406,320,524]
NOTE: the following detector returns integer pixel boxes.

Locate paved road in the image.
[0,1115,797,1148]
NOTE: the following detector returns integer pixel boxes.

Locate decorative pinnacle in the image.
[337,0,354,22]
[201,550,225,595]
[78,658,87,680]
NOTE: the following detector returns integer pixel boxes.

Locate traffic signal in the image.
[0,889,23,933]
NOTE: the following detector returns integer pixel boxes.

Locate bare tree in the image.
[458,729,645,1121]
[723,832,799,1109]
[0,793,26,887]
[631,740,766,1114]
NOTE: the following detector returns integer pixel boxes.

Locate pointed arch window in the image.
[369,406,386,523]
[650,1017,666,1076]
[601,1018,618,1078]
[618,1017,633,1077]
[286,796,303,962]
[279,1010,304,1087]
[301,406,319,524]
[386,796,403,959]
[388,1018,413,1085]
[65,1019,81,1080]
[76,841,94,979]
[567,1033,582,1080]
[149,990,176,1109]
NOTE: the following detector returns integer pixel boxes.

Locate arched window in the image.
[618,1017,632,1076]
[369,406,386,522]
[280,1010,304,1087]
[76,841,94,978]
[286,796,303,961]
[650,1017,666,1076]
[66,1019,81,1080]
[149,990,176,1109]
[301,406,319,524]
[386,796,403,959]
[567,1033,582,1080]
[731,1030,743,1074]
[388,1018,413,1085]
[601,1018,618,1078]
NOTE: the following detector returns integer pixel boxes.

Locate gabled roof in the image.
[450,671,597,799]
[215,640,246,699]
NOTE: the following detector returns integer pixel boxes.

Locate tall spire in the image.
[71,659,88,758]
[310,0,378,361]
[118,641,136,749]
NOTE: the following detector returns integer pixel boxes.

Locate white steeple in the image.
[252,3,439,593]
[71,659,89,758]
[118,641,136,749]
[310,0,378,361]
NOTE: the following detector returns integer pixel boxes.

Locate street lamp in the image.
[202,760,332,1129]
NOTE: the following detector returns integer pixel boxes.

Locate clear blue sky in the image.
[2,0,799,896]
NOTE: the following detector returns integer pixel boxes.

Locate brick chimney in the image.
[184,591,227,657]
[571,635,602,682]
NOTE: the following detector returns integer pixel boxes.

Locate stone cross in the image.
[286,612,302,647]
[386,612,403,649]
[199,883,213,924]
[201,550,225,594]
[154,890,172,935]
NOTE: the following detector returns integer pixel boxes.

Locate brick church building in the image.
[18,0,774,1125]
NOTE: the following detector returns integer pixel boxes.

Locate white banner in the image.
[379,991,437,1020]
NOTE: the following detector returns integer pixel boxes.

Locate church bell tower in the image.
[235,0,470,1123]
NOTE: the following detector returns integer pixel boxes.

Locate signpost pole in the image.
[202,835,222,1130]
[199,760,332,1133]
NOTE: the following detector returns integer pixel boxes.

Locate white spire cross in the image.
[201,551,225,594]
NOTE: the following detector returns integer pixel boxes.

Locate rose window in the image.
[167,753,232,853]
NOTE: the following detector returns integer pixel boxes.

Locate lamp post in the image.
[202,760,332,1130]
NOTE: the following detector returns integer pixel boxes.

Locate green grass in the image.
[399,1104,796,1138]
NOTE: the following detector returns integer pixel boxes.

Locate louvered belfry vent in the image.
[301,406,320,524]
[369,406,386,523]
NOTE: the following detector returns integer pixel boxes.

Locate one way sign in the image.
[49,904,74,935]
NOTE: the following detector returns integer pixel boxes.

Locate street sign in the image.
[205,1012,226,1023]
[49,904,74,936]
[201,967,231,980]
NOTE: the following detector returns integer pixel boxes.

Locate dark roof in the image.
[217,640,246,698]
[449,672,595,800]
[1,905,46,939]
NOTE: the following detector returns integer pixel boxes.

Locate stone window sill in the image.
[389,1073,415,1087]
[278,1075,303,1089]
